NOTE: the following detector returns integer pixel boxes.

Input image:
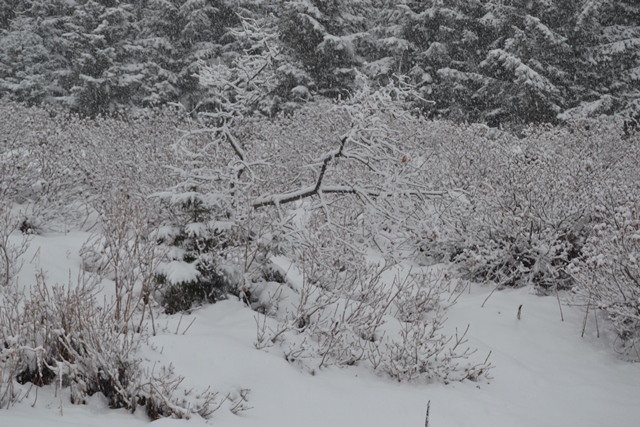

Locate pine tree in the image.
[0,0,245,113]
[397,0,495,121]
[54,1,136,114]
[2,0,639,124]
[472,5,575,125]
[0,0,75,105]
[572,0,640,116]
[279,0,385,96]
[134,0,242,110]
[0,0,23,30]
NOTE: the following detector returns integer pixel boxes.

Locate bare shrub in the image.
[254,248,492,382]
[0,273,218,418]
[417,119,633,293]
[0,102,186,233]
[80,194,166,334]
[568,191,640,359]
[0,202,30,289]
[155,65,447,311]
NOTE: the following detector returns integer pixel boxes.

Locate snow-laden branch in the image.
[251,134,446,208]
[251,136,346,207]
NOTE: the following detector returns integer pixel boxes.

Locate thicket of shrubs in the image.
[1,67,639,417]
[0,105,221,417]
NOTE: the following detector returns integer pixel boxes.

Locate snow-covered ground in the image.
[3,232,640,427]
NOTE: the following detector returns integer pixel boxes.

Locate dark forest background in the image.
[1,0,638,126]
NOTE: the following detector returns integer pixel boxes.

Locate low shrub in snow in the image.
[0,274,218,418]
[419,120,637,294]
[153,180,240,314]
[568,191,640,360]
[253,250,492,382]
[1,19,639,420]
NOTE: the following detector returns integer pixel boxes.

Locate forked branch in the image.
[252,137,348,208]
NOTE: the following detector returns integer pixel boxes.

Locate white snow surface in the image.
[3,231,640,427]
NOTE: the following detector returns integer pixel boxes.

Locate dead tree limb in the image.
[252,137,347,207]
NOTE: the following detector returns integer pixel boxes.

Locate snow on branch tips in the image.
[152,20,493,384]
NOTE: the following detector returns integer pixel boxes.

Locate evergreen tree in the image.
[473,5,575,125]
[0,0,23,29]
[0,0,245,113]
[54,1,138,114]
[0,1,74,105]
[399,0,493,121]
[279,0,384,96]
[1,0,639,124]
[571,0,640,117]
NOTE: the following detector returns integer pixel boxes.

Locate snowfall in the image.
[3,230,640,427]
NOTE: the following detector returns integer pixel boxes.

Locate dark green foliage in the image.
[159,273,229,314]
[0,0,245,115]
[154,184,237,313]
[160,227,231,314]
[1,0,640,125]
[278,1,368,97]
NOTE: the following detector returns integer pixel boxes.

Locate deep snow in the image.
[3,231,640,427]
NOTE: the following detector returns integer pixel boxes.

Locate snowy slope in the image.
[3,231,640,427]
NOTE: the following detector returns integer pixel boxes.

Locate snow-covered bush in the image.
[155,18,442,313]
[0,203,29,288]
[155,72,445,304]
[153,180,240,313]
[0,102,186,233]
[255,250,492,382]
[148,23,493,381]
[150,113,248,312]
[0,274,218,417]
[0,103,240,416]
[419,119,632,293]
[80,194,165,331]
[568,191,640,359]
